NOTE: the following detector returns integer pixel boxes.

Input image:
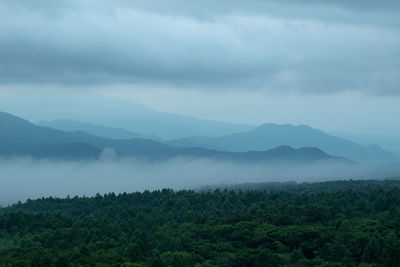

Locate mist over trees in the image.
[0,0,399,265]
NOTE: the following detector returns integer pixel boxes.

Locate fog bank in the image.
[1,158,400,205]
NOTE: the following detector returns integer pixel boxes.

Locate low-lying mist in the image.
[1,157,400,205]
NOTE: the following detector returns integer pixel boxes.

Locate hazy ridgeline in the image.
[1,157,400,205]
[0,1,399,265]
[1,110,399,205]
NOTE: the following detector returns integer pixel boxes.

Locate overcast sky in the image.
[0,0,399,136]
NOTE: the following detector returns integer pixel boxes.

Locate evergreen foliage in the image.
[1,179,400,266]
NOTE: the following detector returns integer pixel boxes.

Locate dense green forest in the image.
[1,180,400,266]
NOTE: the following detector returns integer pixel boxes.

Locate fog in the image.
[1,158,399,206]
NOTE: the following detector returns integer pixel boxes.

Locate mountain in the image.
[0,111,350,164]
[39,119,154,140]
[0,92,254,139]
[165,123,395,163]
[331,132,400,160]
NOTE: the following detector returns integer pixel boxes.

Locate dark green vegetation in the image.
[1,180,400,266]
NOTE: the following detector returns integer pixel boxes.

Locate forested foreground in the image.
[1,180,400,266]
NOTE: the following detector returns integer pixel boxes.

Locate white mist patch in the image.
[0,158,399,205]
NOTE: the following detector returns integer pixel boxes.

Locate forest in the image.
[1,179,400,267]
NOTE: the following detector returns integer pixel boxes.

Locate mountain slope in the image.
[165,123,395,163]
[39,119,153,140]
[0,93,254,139]
[0,112,350,163]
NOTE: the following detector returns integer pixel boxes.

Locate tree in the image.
[54,256,71,267]
[256,248,283,267]
[382,232,400,267]
[150,251,166,267]
[361,237,382,263]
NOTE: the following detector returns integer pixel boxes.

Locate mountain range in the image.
[39,119,154,140]
[165,124,396,163]
[0,111,350,164]
[0,93,253,139]
[37,117,396,163]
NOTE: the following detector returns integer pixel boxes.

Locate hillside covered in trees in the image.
[1,180,400,266]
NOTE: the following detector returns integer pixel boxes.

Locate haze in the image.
[1,157,400,206]
[1,0,400,204]
[0,0,399,137]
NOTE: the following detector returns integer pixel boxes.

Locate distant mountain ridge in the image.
[39,119,155,140]
[0,111,350,164]
[0,93,254,139]
[165,123,395,163]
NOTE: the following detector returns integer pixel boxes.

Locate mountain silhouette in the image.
[165,123,395,163]
[0,111,350,163]
[39,119,153,140]
[0,93,253,139]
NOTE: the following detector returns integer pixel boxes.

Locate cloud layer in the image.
[1,0,399,94]
[1,157,400,205]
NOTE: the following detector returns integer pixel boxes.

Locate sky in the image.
[0,0,399,136]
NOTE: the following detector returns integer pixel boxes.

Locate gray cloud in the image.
[0,0,399,94]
